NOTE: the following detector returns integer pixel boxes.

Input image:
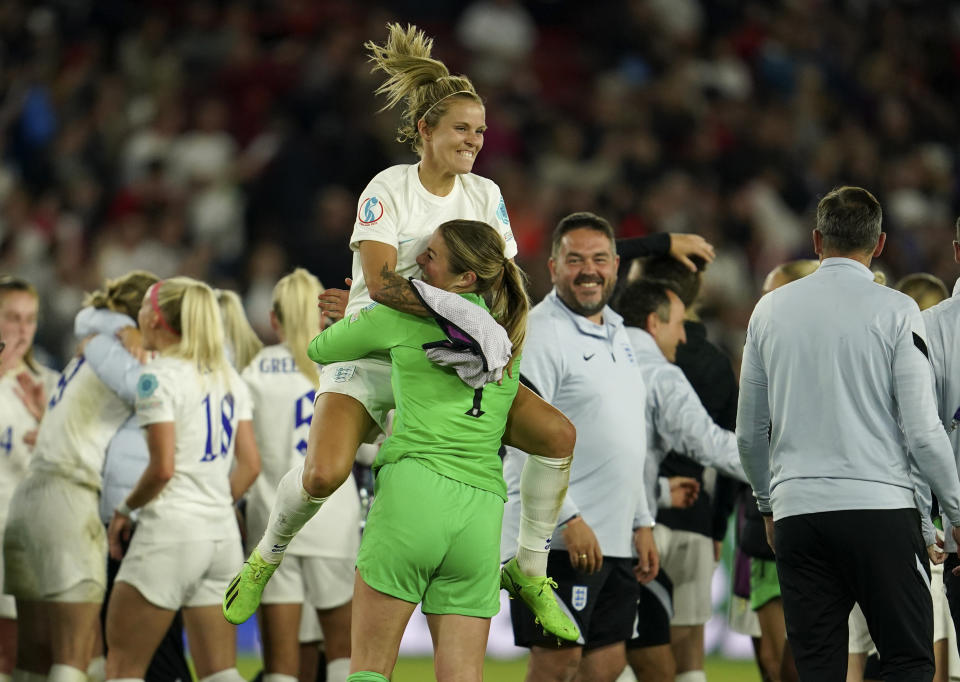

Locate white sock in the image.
[256,464,327,564]
[14,671,46,682]
[264,674,298,682]
[675,672,707,682]
[517,454,571,576]
[326,658,350,682]
[48,666,87,682]
[199,669,245,682]
[86,656,106,682]
[105,678,142,682]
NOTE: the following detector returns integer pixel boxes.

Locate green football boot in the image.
[500,557,581,642]
[222,549,279,624]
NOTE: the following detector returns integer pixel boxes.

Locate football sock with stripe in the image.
[256,464,327,565]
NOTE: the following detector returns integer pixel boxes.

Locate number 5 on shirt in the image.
[294,390,316,456]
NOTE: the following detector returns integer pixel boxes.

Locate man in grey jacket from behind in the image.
[737,185,960,682]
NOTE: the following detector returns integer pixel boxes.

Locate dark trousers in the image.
[942,554,960,665]
[775,509,933,682]
[102,532,192,682]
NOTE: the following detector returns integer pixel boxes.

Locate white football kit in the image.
[243,344,360,608]
[5,356,132,602]
[318,164,516,439]
[116,356,251,609]
[0,363,57,614]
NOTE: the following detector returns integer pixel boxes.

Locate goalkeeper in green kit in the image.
[306,220,578,682]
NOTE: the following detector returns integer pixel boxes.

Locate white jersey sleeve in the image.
[135,363,177,425]
[349,171,402,252]
[480,182,517,260]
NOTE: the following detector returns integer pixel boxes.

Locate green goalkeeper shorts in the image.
[750,557,782,611]
[356,458,504,618]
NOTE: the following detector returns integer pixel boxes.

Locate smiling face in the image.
[415,228,479,294]
[549,227,620,323]
[420,98,486,177]
[0,290,38,368]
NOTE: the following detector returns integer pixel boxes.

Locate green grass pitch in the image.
[238,655,761,681]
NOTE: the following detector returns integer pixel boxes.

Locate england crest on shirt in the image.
[571,585,588,611]
[333,365,356,383]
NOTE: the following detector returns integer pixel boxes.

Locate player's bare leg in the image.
[225,393,373,624]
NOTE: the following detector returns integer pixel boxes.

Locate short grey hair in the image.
[816,186,882,254]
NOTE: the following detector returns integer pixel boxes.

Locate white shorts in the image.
[655,525,716,626]
[728,594,761,638]
[4,472,106,602]
[930,562,960,678]
[116,535,242,610]
[0,595,15,620]
[300,604,323,644]
[316,359,393,444]
[848,602,876,655]
[261,555,354,610]
[932,562,951,643]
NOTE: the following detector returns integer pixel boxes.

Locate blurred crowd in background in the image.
[3,0,960,368]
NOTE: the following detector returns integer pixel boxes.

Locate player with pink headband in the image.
[104,277,260,682]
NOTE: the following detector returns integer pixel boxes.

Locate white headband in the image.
[421,89,476,120]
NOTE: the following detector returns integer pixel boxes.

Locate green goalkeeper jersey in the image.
[307,294,519,501]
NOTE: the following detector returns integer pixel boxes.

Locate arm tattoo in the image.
[371,263,429,316]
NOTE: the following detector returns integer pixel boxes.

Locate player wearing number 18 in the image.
[104,277,261,682]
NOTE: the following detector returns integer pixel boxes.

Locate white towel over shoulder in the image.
[410,279,512,389]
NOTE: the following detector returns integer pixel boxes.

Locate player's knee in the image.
[528,647,580,682]
[549,413,576,460]
[301,461,349,498]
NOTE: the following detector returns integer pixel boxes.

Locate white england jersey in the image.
[345,164,517,316]
[31,356,132,490]
[242,344,360,558]
[134,356,252,542]
[0,363,57,518]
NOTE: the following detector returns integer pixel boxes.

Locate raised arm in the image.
[616,233,715,274]
[307,303,402,366]
[83,332,142,403]
[361,241,428,316]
